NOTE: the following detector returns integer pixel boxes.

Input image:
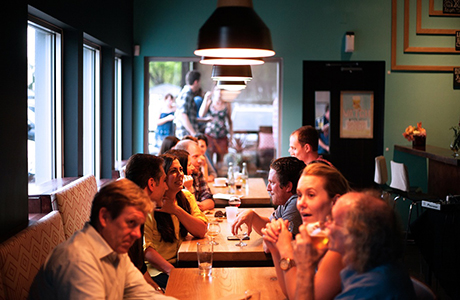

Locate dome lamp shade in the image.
[194,0,275,59]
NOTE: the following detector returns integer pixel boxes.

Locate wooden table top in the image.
[165,267,286,300]
[177,208,274,264]
[210,178,271,207]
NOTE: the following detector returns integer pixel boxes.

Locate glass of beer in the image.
[306,221,329,250]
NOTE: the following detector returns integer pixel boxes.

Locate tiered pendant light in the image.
[195,0,275,63]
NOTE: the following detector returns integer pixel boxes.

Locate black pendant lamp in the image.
[211,65,252,82]
[195,0,275,63]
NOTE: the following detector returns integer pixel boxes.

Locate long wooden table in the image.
[165,267,286,300]
[210,178,271,207]
[177,208,274,267]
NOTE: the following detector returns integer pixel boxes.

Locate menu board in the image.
[340,91,374,139]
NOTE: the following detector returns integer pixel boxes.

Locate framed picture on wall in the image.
[454,67,460,89]
[340,91,374,139]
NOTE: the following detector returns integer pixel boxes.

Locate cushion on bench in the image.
[0,211,65,300]
[51,174,97,239]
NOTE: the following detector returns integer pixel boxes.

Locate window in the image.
[27,18,62,184]
[83,42,101,178]
[114,56,122,163]
[145,57,281,176]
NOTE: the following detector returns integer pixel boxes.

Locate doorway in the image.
[303,61,385,188]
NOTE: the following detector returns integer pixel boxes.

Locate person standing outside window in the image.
[175,70,201,139]
[199,87,233,169]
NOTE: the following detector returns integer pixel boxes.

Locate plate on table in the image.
[213,193,244,200]
[213,183,228,188]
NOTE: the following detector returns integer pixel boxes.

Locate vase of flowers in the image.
[450,121,460,157]
[403,122,427,150]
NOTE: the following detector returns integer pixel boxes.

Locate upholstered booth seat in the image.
[51,174,97,240]
[0,211,65,300]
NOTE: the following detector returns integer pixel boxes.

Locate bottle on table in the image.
[241,162,249,190]
[227,162,235,194]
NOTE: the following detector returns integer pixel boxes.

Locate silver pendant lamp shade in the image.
[194,0,275,63]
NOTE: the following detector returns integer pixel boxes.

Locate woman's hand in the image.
[155,195,178,215]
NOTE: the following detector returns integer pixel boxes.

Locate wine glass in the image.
[207,221,221,245]
[235,223,248,247]
[228,196,241,207]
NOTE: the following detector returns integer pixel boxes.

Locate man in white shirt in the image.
[29,179,175,300]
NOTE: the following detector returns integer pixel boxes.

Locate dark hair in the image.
[185,70,201,86]
[270,157,306,193]
[125,154,164,189]
[89,179,152,229]
[165,149,190,174]
[182,135,198,143]
[164,93,174,100]
[196,134,208,146]
[292,125,319,151]
[156,153,192,243]
[159,136,180,155]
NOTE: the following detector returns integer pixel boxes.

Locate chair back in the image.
[52,175,97,239]
[411,277,436,300]
[0,211,65,300]
[374,155,388,185]
[390,160,410,192]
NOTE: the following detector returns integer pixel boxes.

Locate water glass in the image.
[225,206,238,225]
[197,242,213,277]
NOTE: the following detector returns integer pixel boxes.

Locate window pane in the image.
[27,22,61,184]
[147,58,281,176]
[114,57,122,163]
[83,44,100,178]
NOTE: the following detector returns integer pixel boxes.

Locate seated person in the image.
[158,136,180,155]
[166,149,195,193]
[175,139,215,211]
[294,191,416,299]
[262,163,350,300]
[29,179,174,299]
[144,153,207,289]
[231,157,305,238]
[196,133,217,182]
[125,153,168,292]
[289,125,332,166]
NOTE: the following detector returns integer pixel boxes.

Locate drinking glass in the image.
[228,196,241,207]
[306,221,329,250]
[225,206,238,225]
[207,221,221,245]
[197,242,213,276]
[235,223,248,247]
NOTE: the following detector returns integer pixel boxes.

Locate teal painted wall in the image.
[133,0,460,168]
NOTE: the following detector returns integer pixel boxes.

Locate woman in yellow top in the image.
[144,153,207,289]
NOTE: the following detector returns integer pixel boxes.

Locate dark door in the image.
[303,61,385,189]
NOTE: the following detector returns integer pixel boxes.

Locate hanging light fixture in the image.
[200,56,264,66]
[195,0,275,61]
[216,80,247,91]
[211,65,252,82]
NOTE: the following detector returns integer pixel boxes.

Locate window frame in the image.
[27,15,63,184]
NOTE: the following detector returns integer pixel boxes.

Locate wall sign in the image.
[340,91,374,139]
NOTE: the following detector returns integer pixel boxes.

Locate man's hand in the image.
[231,209,254,236]
[293,224,327,271]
